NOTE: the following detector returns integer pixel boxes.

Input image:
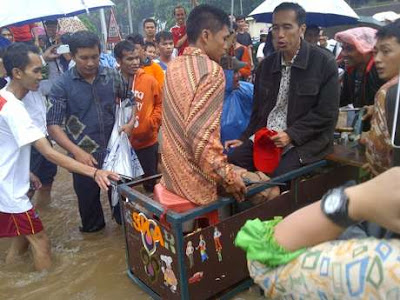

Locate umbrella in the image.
[30,17,88,38]
[373,11,400,23]
[0,0,114,28]
[58,17,88,33]
[358,16,385,28]
[249,0,359,27]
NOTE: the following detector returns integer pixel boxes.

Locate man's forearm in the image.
[273,169,392,252]
[274,200,345,252]
[176,34,187,48]
[34,138,96,178]
[128,106,137,127]
[47,124,82,157]
[150,94,162,129]
[248,46,254,66]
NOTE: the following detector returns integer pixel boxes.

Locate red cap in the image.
[253,128,282,174]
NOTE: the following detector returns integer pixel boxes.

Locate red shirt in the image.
[170,24,189,56]
[10,24,35,42]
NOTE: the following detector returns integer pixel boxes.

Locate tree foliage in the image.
[79,15,99,34]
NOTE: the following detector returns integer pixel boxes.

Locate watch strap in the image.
[321,181,358,228]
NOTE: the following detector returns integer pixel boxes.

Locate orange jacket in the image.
[236,45,251,78]
[143,61,165,88]
[129,69,163,150]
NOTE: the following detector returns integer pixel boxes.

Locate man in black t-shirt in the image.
[235,15,254,70]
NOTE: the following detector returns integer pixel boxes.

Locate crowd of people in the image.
[1,2,400,298]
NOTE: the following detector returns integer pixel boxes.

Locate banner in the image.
[107,9,121,44]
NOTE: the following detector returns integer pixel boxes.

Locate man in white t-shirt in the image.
[0,43,119,271]
[24,88,58,205]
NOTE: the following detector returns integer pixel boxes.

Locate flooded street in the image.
[0,166,262,300]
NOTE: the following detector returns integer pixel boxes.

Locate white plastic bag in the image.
[107,98,132,152]
[103,99,143,206]
[106,131,143,206]
[103,131,143,178]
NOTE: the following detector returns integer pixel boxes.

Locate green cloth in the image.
[234,217,306,267]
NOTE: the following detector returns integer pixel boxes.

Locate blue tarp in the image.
[221,70,254,151]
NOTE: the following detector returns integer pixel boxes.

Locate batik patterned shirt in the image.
[267,53,298,131]
[364,76,398,175]
[47,66,124,163]
[161,47,237,205]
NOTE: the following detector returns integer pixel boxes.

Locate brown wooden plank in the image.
[326,144,367,168]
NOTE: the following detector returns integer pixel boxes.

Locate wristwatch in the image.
[320,181,358,228]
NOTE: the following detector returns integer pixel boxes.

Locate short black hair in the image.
[232,22,238,32]
[3,42,40,78]
[186,4,230,44]
[144,41,156,50]
[0,47,7,59]
[236,15,245,22]
[126,33,144,46]
[305,24,320,34]
[114,40,136,60]
[143,18,156,28]
[377,19,400,44]
[69,31,100,55]
[174,5,186,16]
[155,31,173,43]
[273,2,306,26]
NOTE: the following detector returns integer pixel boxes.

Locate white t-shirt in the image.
[23,90,48,135]
[257,42,266,59]
[0,88,44,213]
[4,78,48,135]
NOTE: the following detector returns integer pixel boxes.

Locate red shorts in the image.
[0,208,44,238]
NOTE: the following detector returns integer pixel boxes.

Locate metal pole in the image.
[127,0,134,34]
[391,74,400,148]
[240,0,243,15]
[100,8,108,51]
[230,0,234,30]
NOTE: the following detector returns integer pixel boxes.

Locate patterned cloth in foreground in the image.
[160,47,238,205]
[248,238,400,299]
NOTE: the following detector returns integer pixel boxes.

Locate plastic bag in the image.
[103,131,143,178]
[107,98,132,152]
[103,99,143,206]
[221,70,254,149]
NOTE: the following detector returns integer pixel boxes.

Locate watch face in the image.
[324,190,341,214]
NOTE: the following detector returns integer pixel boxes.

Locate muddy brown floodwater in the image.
[0,166,263,300]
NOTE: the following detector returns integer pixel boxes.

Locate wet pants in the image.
[135,143,159,193]
[72,173,121,232]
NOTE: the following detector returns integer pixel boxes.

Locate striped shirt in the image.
[160,47,237,205]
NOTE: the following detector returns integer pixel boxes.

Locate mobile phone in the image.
[56,44,70,55]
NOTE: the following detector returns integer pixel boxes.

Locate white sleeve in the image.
[257,43,265,59]
[4,102,44,148]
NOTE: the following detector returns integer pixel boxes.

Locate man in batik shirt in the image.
[161,5,246,205]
